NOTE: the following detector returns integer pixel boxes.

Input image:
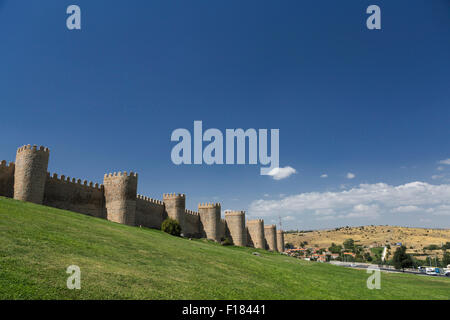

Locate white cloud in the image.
[392,205,420,213]
[432,174,444,180]
[316,215,336,221]
[320,174,328,178]
[437,166,445,171]
[346,172,356,179]
[430,205,450,216]
[341,204,380,219]
[248,181,450,223]
[267,166,297,180]
[439,159,450,165]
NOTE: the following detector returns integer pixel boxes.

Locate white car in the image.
[425,267,438,276]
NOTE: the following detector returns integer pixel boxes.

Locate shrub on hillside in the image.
[161,218,181,236]
[221,237,233,246]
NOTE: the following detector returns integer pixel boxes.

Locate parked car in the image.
[425,267,439,276]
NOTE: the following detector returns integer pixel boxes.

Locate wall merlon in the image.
[137,194,164,205]
[17,144,50,154]
[104,171,138,180]
[47,172,103,190]
[247,219,264,224]
[0,160,15,168]
[185,209,199,216]
[163,193,185,199]
[198,202,221,209]
[225,210,245,216]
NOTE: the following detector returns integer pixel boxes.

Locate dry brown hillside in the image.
[285,226,450,258]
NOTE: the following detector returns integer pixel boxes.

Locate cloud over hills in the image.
[249,181,450,225]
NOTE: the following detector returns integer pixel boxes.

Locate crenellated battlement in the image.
[17,144,50,154]
[163,193,185,199]
[264,224,276,229]
[198,202,221,209]
[47,172,103,190]
[137,194,164,205]
[185,209,199,216]
[225,210,245,216]
[0,160,15,169]
[104,171,138,180]
[247,219,264,224]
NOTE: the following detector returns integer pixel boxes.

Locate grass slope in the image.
[0,197,448,300]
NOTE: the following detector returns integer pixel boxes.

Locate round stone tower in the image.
[198,202,221,242]
[163,193,186,232]
[276,230,285,252]
[103,171,138,226]
[247,219,265,249]
[264,224,278,251]
[225,210,246,246]
[14,145,50,204]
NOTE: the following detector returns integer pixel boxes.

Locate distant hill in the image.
[285,225,450,259]
[0,197,448,299]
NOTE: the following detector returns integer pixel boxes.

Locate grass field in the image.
[0,197,448,300]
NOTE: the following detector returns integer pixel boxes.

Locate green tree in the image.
[442,252,450,267]
[328,243,343,254]
[161,218,181,236]
[343,239,355,251]
[393,246,414,270]
[364,252,373,262]
[285,242,294,249]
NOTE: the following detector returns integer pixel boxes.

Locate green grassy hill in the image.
[0,197,448,300]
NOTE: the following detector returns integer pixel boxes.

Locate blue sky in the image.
[1,1,449,229]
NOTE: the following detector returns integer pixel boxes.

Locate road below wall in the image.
[329,261,448,278]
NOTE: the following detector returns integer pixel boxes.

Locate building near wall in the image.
[0,144,285,251]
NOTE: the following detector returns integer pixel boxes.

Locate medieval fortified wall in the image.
[0,145,285,252]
